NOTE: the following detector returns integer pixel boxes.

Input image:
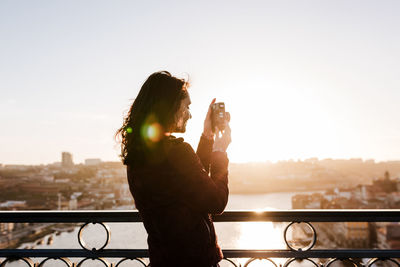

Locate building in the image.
[292,193,322,209]
[61,152,74,168]
[376,223,400,249]
[343,222,370,247]
[386,223,400,249]
[85,158,101,166]
[0,222,14,233]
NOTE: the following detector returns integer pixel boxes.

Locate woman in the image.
[116,71,231,267]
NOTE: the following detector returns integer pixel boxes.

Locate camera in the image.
[211,102,226,132]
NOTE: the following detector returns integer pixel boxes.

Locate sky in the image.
[1,0,400,165]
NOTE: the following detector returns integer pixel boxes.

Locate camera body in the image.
[211,102,226,132]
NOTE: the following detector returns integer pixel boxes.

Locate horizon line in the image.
[2,157,400,167]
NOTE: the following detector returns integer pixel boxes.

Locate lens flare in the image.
[141,123,162,143]
[126,127,133,134]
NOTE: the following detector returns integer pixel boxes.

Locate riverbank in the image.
[0,223,77,249]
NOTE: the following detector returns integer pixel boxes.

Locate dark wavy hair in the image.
[116,71,189,165]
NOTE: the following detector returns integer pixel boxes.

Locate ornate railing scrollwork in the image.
[367,258,400,267]
[244,257,278,267]
[2,210,400,267]
[78,222,111,251]
[325,258,360,267]
[77,257,110,267]
[115,257,147,267]
[38,257,73,267]
[0,257,35,267]
[283,221,317,251]
[284,258,319,267]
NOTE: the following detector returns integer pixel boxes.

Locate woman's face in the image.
[173,94,192,133]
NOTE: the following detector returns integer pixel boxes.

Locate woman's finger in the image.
[206,98,216,118]
[223,124,231,141]
[225,123,231,133]
[225,112,231,122]
[210,98,216,106]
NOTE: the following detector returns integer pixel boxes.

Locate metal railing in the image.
[1,210,400,266]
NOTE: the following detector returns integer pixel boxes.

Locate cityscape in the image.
[1,1,400,265]
[2,152,400,251]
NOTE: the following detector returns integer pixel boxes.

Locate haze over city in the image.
[1,1,400,165]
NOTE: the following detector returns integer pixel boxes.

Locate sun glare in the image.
[223,81,339,163]
[237,222,283,249]
[236,221,286,267]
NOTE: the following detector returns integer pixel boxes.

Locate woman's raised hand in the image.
[213,112,231,152]
[203,98,232,152]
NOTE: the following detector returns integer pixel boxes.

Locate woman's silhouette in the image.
[116,71,231,267]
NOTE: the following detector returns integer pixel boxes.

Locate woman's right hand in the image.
[213,116,231,152]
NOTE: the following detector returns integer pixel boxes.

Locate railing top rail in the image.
[3,249,400,258]
[2,209,400,222]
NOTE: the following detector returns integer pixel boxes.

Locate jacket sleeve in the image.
[169,142,229,214]
[196,135,213,173]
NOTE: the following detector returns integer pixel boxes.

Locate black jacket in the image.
[127,135,229,267]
